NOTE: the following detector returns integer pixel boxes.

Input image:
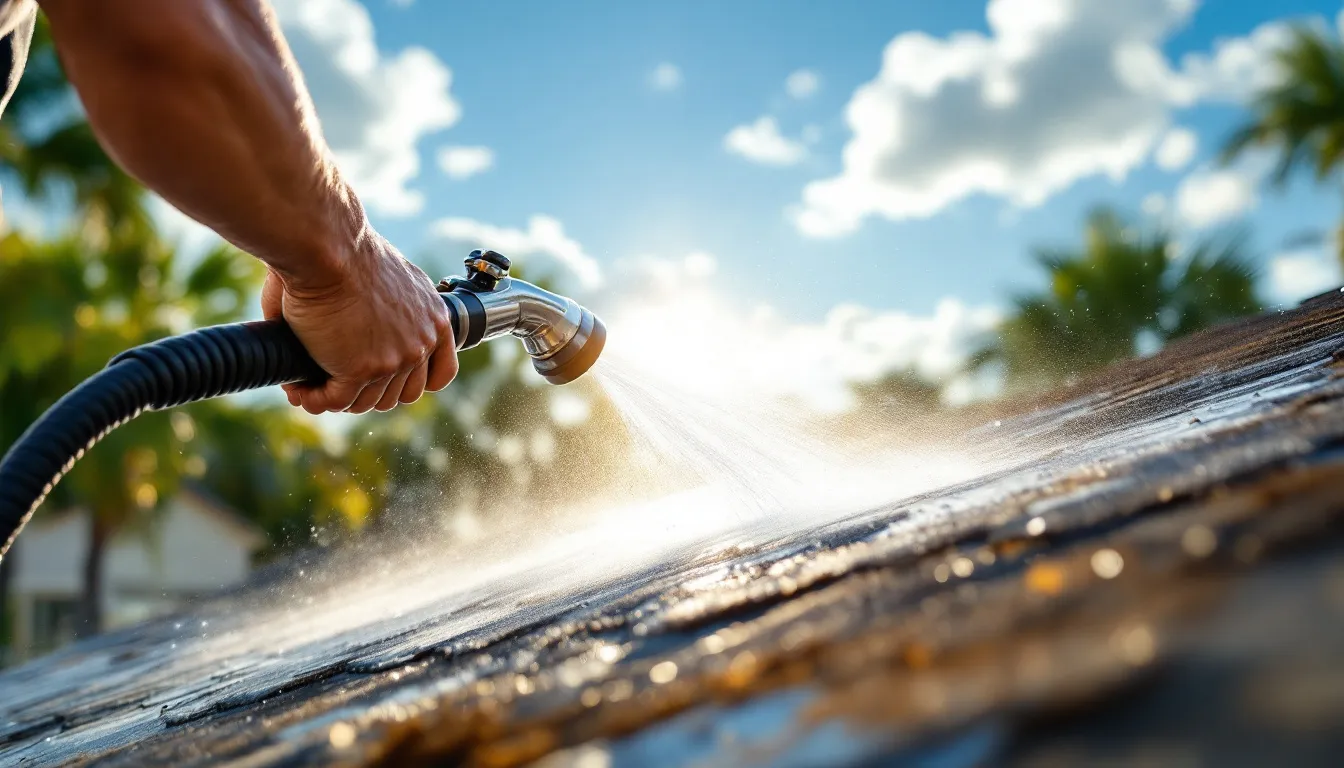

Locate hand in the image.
[261,235,457,415]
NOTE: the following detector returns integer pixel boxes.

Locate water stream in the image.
[150,351,984,669]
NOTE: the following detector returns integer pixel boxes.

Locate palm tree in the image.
[979,208,1261,393]
[1222,23,1344,266]
[0,13,241,643]
[0,224,269,636]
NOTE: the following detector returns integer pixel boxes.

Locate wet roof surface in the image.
[4,292,1344,767]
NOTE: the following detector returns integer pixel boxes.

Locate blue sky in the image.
[320,0,1344,321]
[229,0,1344,408]
[15,0,1340,411]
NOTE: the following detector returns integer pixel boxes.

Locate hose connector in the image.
[438,250,607,384]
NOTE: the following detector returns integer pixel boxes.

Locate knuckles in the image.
[365,357,402,380]
[303,279,457,398]
[429,308,453,340]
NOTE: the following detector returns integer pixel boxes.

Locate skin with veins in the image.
[36,0,457,414]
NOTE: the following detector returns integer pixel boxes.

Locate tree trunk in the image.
[0,546,15,663]
[75,515,111,639]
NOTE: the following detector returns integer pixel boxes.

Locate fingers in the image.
[375,369,413,412]
[273,251,458,414]
[298,378,365,415]
[426,342,459,393]
[344,376,394,415]
[398,362,429,406]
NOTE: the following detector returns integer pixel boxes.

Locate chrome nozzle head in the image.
[439,250,607,385]
[531,306,606,384]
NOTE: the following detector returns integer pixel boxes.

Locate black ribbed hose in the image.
[0,320,328,559]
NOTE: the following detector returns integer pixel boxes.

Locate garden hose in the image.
[0,250,606,559]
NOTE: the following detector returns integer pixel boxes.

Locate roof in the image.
[177,482,267,553]
[17,483,264,553]
[2,292,1344,766]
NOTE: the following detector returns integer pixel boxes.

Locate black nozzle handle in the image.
[439,287,488,350]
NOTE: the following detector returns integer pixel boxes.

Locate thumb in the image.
[262,270,302,404]
[261,270,285,322]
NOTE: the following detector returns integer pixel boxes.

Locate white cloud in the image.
[683,250,718,278]
[1175,167,1256,228]
[1159,20,1294,104]
[607,281,1001,413]
[650,63,682,91]
[724,117,808,166]
[1268,248,1342,305]
[430,215,602,289]
[1155,127,1198,171]
[437,146,495,180]
[432,227,1001,412]
[614,251,721,290]
[793,0,1298,238]
[271,0,460,217]
[786,69,821,99]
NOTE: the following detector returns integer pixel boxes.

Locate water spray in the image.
[0,249,606,558]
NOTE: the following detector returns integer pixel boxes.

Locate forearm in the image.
[40,0,364,289]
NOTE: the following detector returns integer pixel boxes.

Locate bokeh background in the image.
[3,0,1343,663]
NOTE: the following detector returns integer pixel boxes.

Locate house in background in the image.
[6,486,263,662]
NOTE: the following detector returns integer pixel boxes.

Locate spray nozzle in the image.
[438,250,607,385]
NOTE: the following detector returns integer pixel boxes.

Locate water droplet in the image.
[1025,563,1066,596]
[329,722,357,749]
[604,679,634,702]
[951,557,975,578]
[1091,549,1124,579]
[1181,526,1217,558]
[1113,624,1156,666]
[649,661,678,684]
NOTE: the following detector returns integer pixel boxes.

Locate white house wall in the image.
[10,494,261,651]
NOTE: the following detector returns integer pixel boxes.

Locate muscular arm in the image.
[38,0,456,413]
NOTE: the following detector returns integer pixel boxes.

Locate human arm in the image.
[38,0,456,413]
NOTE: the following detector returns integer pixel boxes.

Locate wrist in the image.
[273,180,375,298]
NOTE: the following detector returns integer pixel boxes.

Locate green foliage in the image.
[0,14,625,611]
[0,16,147,232]
[979,208,1262,393]
[0,14,349,638]
[181,401,369,552]
[1223,23,1344,264]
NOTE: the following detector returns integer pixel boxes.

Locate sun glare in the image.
[603,287,857,412]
